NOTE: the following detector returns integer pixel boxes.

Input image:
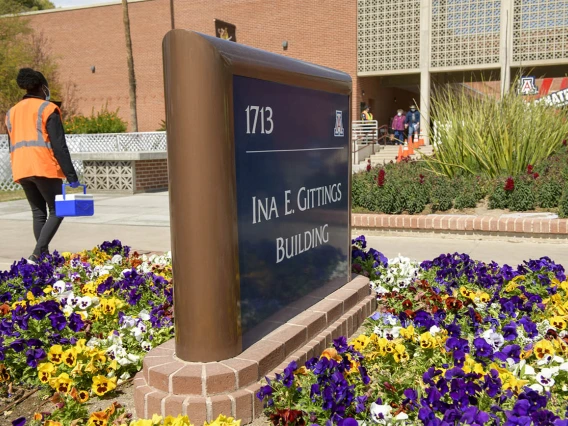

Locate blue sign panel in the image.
[232,76,350,346]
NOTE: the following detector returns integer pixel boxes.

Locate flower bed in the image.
[4,238,568,425]
[352,144,568,216]
[258,236,568,425]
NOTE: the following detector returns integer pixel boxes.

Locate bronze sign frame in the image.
[163,30,352,362]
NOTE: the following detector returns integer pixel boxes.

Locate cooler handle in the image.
[61,183,87,200]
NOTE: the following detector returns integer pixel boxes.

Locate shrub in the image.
[488,182,508,210]
[401,181,429,214]
[559,188,568,219]
[537,179,563,208]
[65,105,127,134]
[430,177,454,212]
[508,178,535,211]
[425,82,568,179]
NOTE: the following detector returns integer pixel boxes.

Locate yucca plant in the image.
[424,83,568,178]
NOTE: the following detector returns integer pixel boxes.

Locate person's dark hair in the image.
[16,68,48,92]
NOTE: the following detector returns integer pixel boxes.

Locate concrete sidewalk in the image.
[1,192,566,271]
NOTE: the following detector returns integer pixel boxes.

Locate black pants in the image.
[19,177,64,257]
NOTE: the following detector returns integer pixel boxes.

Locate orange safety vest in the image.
[5,98,66,183]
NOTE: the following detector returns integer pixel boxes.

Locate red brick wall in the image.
[134,159,168,192]
[26,0,359,132]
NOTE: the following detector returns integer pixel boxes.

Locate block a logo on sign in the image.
[519,77,538,95]
[334,110,344,137]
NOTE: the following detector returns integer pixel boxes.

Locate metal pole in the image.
[170,0,175,29]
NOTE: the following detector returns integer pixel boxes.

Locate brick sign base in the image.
[133,276,374,424]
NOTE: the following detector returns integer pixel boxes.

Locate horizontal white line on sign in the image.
[245,147,345,153]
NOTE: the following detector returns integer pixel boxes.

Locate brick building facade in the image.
[26,0,362,132]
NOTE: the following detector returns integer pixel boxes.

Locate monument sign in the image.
[163,30,351,362]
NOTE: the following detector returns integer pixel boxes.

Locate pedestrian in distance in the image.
[404,104,420,144]
[391,109,406,145]
[361,104,373,121]
[4,68,80,262]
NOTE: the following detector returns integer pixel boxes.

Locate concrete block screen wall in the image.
[73,152,168,193]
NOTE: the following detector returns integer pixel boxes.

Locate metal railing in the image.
[0,132,167,191]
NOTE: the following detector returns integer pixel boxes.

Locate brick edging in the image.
[352,213,568,235]
[133,276,375,424]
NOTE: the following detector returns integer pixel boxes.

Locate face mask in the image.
[397,113,402,116]
[410,108,416,111]
[42,85,51,101]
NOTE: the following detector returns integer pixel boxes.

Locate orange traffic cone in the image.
[396,145,403,163]
[407,141,414,155]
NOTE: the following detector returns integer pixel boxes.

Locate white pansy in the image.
[370,402,393,424]
[120,315,137,329]
[429,325,441,336]
[523,364,536,376]
[482,329,505,350]
[87,337,101,347]
[529,383,544,393]
[559,362,568,371]
[138,309,151,321]
[52,280,66,295]
[63,304,74,316]
[383,327,401,340]
[536,368,554,389]
[106,344,120,359]
[131,327,144,341]
[127,353,140,363]
[77,296,92,310]
[111,254,123,264]
[371,283,389,295]
[141,341,152,351]
[552,356,565,364]
[120,372,131,381]
[66,292,80,308]
[394,412,409,421]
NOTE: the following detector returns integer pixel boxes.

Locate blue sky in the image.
[52,0,116,7]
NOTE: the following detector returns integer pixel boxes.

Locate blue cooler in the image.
[55,184,94,217]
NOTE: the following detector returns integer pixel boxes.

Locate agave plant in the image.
[424,82,568,178]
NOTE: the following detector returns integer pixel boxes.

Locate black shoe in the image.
[28,254,39,264]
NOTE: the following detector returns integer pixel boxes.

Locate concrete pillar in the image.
[500,0,513,96]
[419,0,431,145]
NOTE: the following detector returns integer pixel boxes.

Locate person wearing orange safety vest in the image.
[5,68,79,263]
[361,105,373,121]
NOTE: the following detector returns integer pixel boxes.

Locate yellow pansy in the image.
[51,372,73,393]
[533,339,555,359]
[12,300,27,310]
[0,364,10,382]
[91,375,117,396]
[48,345,64,365]
[43,286,53,294]
[61,251,72,260]
[393,343,409,362]
[75,338,87,354]
[504,282,518,292]
[320,348,342,362]
[87,410,109,426]
[351,334,370,352]
[400,325,415,340]
[550,316,567,330]
[38,362,56,383]
[82,282,98,296]
[478,292,490,303]
[44,421,63,426]
[459,287,474,299]
[463,356,485,375]
[205,414,240,426]
[129,421,153,426]
[63,347,78,367]
[78,389,90,403]
[419,332,436,349]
